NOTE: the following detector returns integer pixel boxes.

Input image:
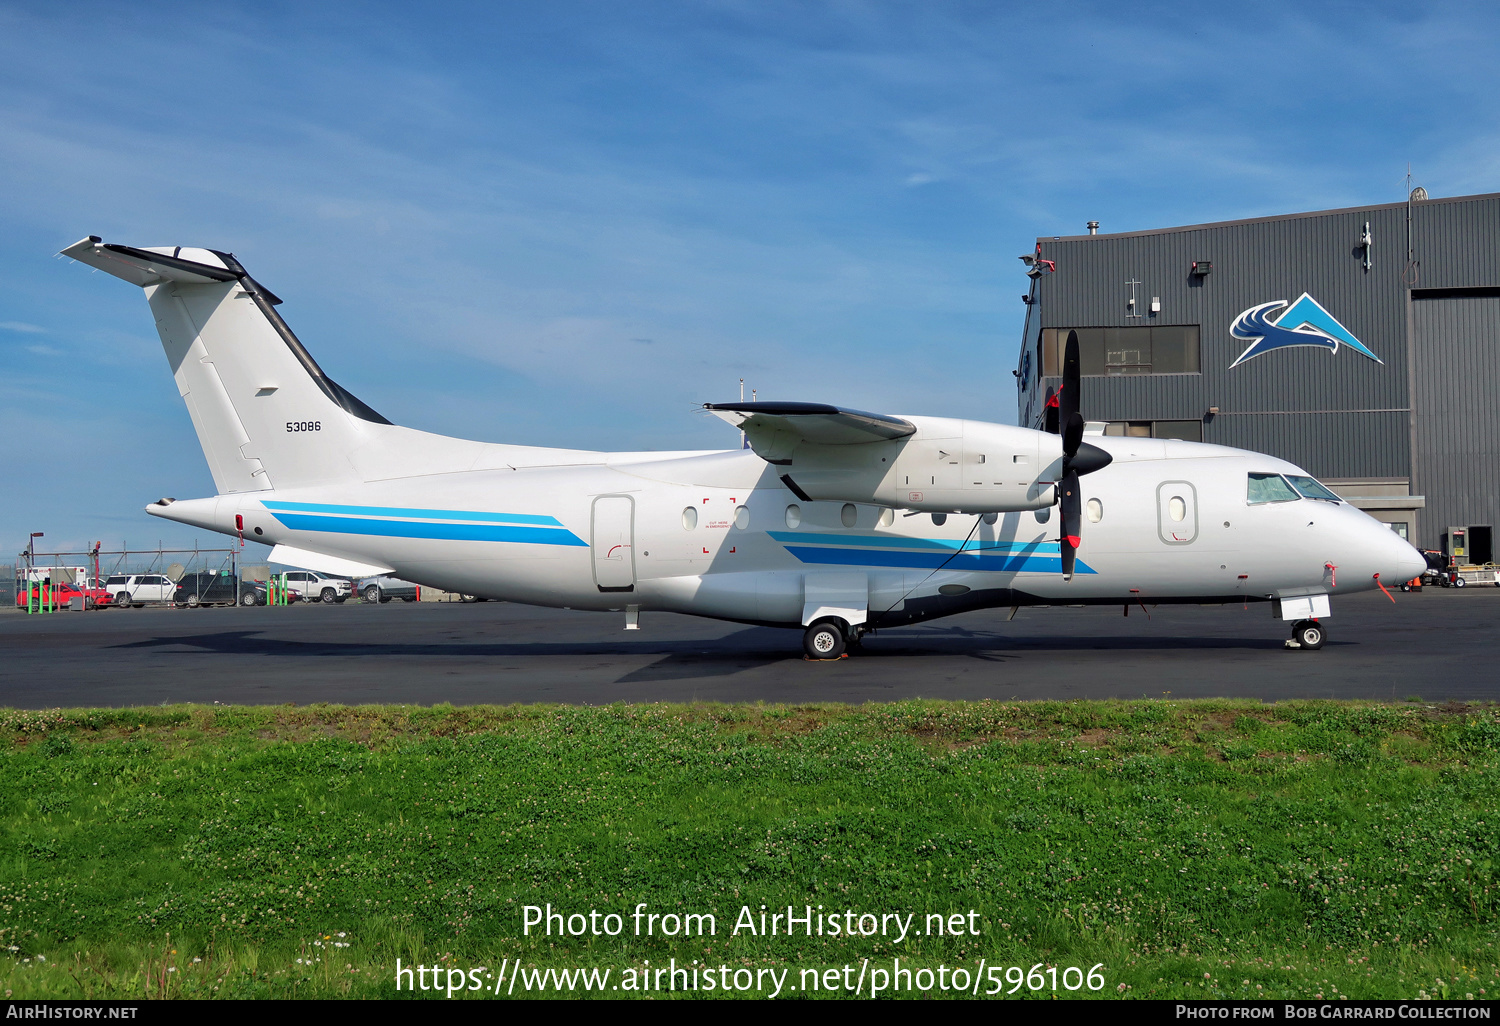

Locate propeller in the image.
[1053,330,1113,580]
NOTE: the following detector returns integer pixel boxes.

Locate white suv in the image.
[279,570,353,604]
[105,574,176,607]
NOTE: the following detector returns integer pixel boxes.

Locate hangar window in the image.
[1247,473,1300,504]
[1102,420,1202,442]
[1042,326,1200,377]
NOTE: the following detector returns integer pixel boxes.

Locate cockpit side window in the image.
[1247,472,1300,504]
[1285,475,1342,503]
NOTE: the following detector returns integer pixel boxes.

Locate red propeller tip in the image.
[1065,535,1081,548]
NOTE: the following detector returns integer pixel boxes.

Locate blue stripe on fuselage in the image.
[267,512,587,546]
[780,545,1097,575]
[767,530,1063,553]
[261,500,563,526]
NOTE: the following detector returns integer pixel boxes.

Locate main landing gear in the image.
[1286,619,1325,651]
[802,619,866,660]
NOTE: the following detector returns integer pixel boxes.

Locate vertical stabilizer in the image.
[62,238,390,492]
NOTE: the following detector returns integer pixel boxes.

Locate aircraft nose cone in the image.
[1394,541,1427,583]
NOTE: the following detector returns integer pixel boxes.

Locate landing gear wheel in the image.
[1291,619,1325,650]
[1401,583,1412,592]
[364,585,381,604]
[803,620,847,660]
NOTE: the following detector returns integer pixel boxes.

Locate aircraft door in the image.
[1156,481,1198,545]
[592,495,635,591]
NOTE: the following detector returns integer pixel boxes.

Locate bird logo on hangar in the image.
[1228,293,1383,368]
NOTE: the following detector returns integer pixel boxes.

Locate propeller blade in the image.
[1062,411,1084,462]
[1059,329,1080,426]
[1043,385,1059,434]
[1059,468,1081,580]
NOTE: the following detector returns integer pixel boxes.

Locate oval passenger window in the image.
[784,504,801,529]
[734,505,750,530]
[841,503,858,528]
[877,507,895,528]
[1086,498,1103,523]
[1169,496,1186,522]
[682,506,697,530]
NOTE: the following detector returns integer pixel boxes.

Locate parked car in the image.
[104,573,177,607]
[358,575,419,603]
[277,570,353,603]
[172,572,267,607]
[15,580,110,609]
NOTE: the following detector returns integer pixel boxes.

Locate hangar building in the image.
[1015,190,1500,561]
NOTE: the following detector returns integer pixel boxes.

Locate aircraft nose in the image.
[1394,539,1427,583]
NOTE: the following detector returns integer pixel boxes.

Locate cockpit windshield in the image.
[1246,473,1301,504]
[1285,475,1342,503]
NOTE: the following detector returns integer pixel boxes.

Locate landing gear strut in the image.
[1288,619,1325,650]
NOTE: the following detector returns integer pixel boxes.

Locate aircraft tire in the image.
[803,620,847,660]
[1292,620,1325,651]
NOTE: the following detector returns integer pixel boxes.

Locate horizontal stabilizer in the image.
[58,238,288,299]
[705,401,914,464]
[268,544,393,579]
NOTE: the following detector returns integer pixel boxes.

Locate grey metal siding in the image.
[1205,412,1409,479]
[1016,193,1500,530]
[1412,196,1500,290]
[1411,295,1500,549]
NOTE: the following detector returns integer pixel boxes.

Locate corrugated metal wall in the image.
[1411,295,1500,549]
[1018,194,1500,487]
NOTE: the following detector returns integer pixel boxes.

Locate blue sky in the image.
[2,1,1497,556]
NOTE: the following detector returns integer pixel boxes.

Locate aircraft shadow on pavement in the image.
[109,626,1301,666]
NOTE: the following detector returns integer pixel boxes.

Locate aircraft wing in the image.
[704,401,915,463]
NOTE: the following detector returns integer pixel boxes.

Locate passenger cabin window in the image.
[1286,476,1342,502]
[1042,326,1201,376]
[1246,473,1301,504]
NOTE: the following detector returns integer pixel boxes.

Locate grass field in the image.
[0,699,1497,1000]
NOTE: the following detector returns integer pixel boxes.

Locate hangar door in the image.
[592,495,635,591]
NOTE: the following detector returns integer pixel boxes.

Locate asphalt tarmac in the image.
[0,587,1495,708]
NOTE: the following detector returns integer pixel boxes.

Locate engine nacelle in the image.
[778,417,1064,513]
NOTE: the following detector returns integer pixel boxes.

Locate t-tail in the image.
[61,238,392,493]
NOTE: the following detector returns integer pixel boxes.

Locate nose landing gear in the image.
[1285,619,1325,650]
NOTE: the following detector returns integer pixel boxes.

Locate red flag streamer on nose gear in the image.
[1324,562,1337,587]
[1373,573,1395,603]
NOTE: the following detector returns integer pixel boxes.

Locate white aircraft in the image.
[64,237,1426,658]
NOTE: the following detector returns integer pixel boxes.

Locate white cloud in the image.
[0,321,45,333]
